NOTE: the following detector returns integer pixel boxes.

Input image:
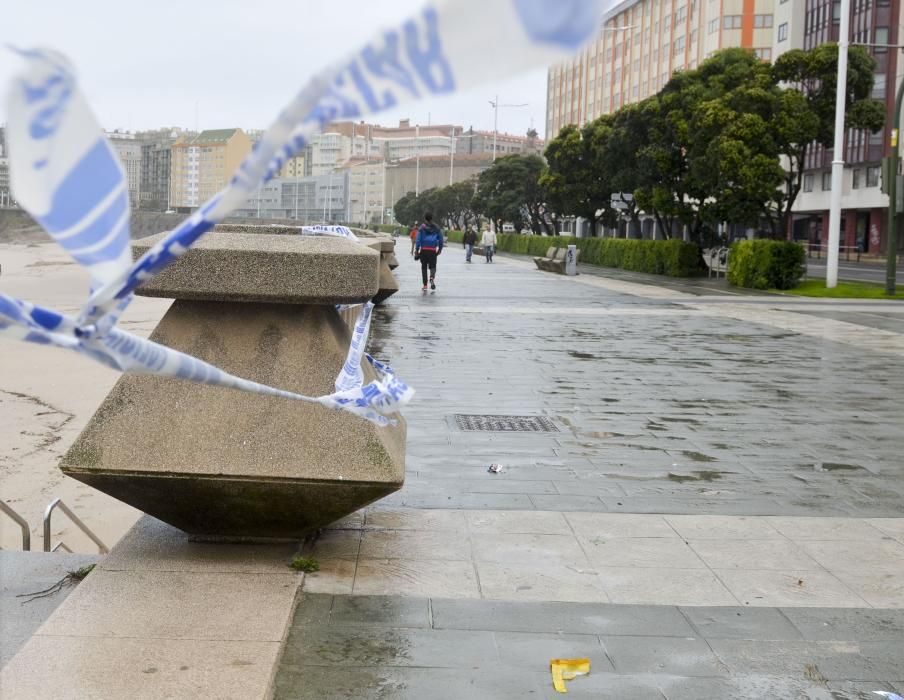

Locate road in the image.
[805,256,904,284]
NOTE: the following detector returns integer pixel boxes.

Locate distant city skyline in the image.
[0,0,549,140]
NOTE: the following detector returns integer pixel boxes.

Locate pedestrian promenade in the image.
[2,240,903,698]
[278,245,904,698]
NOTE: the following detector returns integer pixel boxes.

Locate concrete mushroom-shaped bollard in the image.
[60,232,406,540]
[364,238,400,304]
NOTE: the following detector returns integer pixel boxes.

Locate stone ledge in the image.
[133,232,380,304]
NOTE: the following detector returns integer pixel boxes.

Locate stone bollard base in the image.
[61,302,405,540]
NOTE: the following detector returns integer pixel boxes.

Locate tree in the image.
[473,154,548,234]
[393,191,419,228]
[771,44,885,236]
[443,179,479,231]
[540,122,615,235]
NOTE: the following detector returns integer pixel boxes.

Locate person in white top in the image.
[480,226,497,263]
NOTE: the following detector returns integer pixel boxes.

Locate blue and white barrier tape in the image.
[3,0,611,425]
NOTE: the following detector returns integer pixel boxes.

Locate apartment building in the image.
[279,154,306,179]
[785,0,900,254]
[106,131,142,207]
[169,129,252,212]
[138,128,193,211]
[337,159,387,225]
[546,0,777,136]
[456,129,545,157]
[384,154,492,208]
[234,171,349,223]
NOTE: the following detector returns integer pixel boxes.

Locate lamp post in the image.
[826,0,851,289]
[488,95,527,161]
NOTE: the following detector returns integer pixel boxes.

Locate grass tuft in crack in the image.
[289,556,320,573]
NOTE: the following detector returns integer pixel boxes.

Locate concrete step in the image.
[0,551,101,668]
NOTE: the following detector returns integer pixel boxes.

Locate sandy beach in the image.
[0,240,171,553]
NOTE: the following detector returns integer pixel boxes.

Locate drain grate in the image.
[454,414,559,433]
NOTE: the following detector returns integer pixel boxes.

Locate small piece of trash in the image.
[487,463,504,474]
[797,579,804,586]
[550,658,590,693]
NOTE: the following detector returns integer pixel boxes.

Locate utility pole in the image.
[488,96,527,161]
[826,0,851,289]
[415,124,420,196]
[294,172,299,220]
[381,161,386,225]
[449,126,455,186]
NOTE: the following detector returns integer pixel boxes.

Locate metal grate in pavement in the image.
[454,414,559,432]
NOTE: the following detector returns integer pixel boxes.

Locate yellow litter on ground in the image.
[550,658,591,693]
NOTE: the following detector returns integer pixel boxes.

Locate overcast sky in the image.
[1,0,551,139]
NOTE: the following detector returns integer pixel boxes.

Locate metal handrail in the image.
[43,498,109,554]
[0,500,31,550]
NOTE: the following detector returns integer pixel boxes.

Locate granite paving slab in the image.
[274,593,904,699]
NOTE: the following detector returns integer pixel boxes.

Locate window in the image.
[874,27,889,52]
[708,17,719,33]
[723,15,742,29]
[867,166,880,187]
[852,169,861,189]
[675,5,686,22]
[873,74,886,100]
[755,48,772,61]
[803,174,814,192]
[753,14,773,28]
[777,23,788,42]
[822,172,832,190]
[674,35,685,55]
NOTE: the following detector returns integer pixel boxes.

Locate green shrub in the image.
[491,234,700,276]
[727,240,805,290]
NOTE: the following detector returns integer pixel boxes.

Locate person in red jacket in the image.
[409,226,418,256]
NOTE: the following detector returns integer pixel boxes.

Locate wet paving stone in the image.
[369,253,904,517]
[274,594,904,699]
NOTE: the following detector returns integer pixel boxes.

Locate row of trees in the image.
[395,46,884,245]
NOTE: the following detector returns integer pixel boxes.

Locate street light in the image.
[488,96,527,160]
[826,0,851,289]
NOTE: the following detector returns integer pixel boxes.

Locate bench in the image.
[534,247,580,274]
[703,247,729,278]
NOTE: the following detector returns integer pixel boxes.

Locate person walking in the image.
[415,212,444,290]
[463,227,478,263]
[481,226,497,263]
[409,226,418,257]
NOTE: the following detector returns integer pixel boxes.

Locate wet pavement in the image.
[274,594,904,700]
[369,249,904,518]
[274,247,904,699]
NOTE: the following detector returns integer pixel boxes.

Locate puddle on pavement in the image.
[667,470,727,483]
[568,350,599,360]
[815,462,865,472]
[312,631,411,666]
[680,450,717,463]
[659,416,703,425]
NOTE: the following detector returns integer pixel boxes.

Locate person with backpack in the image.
[463,227,478,263]
[481,225,497,263]
[415,211,444,290]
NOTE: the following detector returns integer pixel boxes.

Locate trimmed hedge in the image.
[727,240,805,290]
[444,231,701,277]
